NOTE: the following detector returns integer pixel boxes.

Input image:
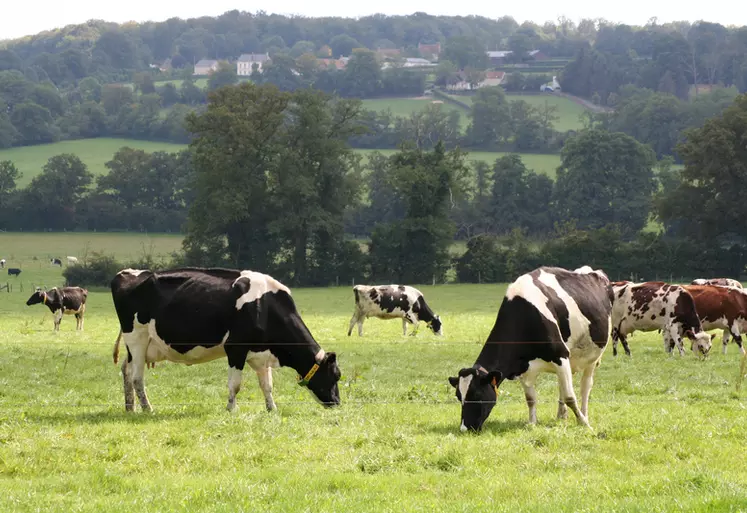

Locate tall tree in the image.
[467,86,511,148]
[554,129,656,234]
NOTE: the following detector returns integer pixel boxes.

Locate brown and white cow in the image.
[691,278,743,289]
[611,281,714,357]
[683,285,747,355]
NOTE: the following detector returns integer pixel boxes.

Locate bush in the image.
[62,252,122,288]
[456,234,507,283]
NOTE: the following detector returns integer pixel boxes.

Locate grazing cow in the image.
[611,282,713,357]
[448,266,613,432]
[7,268,21,277]
[348,284,442,336]
[0,258,5,268]
[50,258,62,266]
[26,287,88,331]
[67,256,78,265]
[110,267,341,413]
[692,278,743,289]
[684,285,747,355]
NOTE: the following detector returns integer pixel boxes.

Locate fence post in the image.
[432,274,436,286]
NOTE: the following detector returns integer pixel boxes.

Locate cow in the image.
[611,281,713,357]
[691,278,742,289]
[684,285,747,355]
[26,287,88,331]
[347,284,442,336]
[448,266,613,432]
[110,267,341,413]
[7,268,21,277]
[0,258,5,268]
[67,256,78,265]
[50,258,62,266]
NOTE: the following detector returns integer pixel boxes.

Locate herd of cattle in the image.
[0,255,78,277]
[20,265,747,433]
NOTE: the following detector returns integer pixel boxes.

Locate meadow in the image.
[361,97,470,128]
[0,139,564,181]
[1,270,747,512]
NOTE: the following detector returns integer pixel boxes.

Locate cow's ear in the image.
[448,376,459,388]
[710,333,717,340]
[325,352,337,364]
[481,370,503,387]
[684,329,695,340]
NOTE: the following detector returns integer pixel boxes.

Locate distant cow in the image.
[67,256,78,265]
[0,258,5,268]
[7,268,21,276]
[448,266,613,432]
[50,258,62,266]
[348,284,442,336]
[611,281,713,357]
[26,287,88,331]
[692,278,743,289]
[684,285,747,355]
[110,267,341,413]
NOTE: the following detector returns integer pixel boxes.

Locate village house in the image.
[237,53,271,75]
[418,42,441,60]
[317,57,348,70]
[447,71,506,91]
[193,59,219,75]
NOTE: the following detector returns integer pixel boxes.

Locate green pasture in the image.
[1,277,746,512]
[361,97,469,128]
[0,139,187,187]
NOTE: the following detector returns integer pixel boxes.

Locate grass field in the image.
[0,139,187,187]
[361,97,469,128]
[1,277,747,512]
[0,232,183,290]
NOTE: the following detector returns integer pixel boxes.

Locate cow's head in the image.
[26,289,46,306]
[429,315,443,336]
[448,367,503,432]
[301,352,341,407]
[685,330,714,356]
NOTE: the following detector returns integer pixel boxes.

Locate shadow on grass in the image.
[23,407,210,425]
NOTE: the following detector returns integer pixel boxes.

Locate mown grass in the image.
[0,138,187,187]
[1,281,747,512]
[361,97,469,128]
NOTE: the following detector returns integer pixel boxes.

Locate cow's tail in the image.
[353,286,360,305]
[113,329,123,365]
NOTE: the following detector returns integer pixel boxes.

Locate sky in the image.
[1,0,746,40]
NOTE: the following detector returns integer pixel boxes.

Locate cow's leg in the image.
[579,361,598,418]
[121,356,135,412]
[225,345,250,411]
[409,315,419,336]
[356,316,365,336]
[621,335,631,356]
[520,381,538,424]
[75,313,83,331]
[668,326,686,356]
[255,367,276,411]
[53,310,63,332]
[226,366,243,412]
[347,311,360,336]
[125,329,152,412]
[729,323,745,355]
[612,334,618,356]
[556,387,568,420]
[722,329,731,354]
[402,317,408,336]
[555,358,590,428]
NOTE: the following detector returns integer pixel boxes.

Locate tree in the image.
[329,34,362,58]
[369,143,469,283]
[554,129,656,234]
[97,148,151,210]
[394,103,461,149]
[207,61,238,90]
[656,94,747,241]
[0,161,21,211]
[134,73,157,94]
[467,86,511,148]
[11,102,59,144]
[101,85,134,115]
[342,50,381,97]
[442,36,488,70]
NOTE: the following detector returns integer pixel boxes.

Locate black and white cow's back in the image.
[110,267,341,413]
[449,266,613,432]
[348,284,442,336]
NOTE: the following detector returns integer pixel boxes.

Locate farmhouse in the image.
[237,53,271,75]
[193,59,219,75]
[446,71,506,91]
[418,42,441,60]
[317,57,347,70]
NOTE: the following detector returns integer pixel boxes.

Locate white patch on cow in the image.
[67,256,78,264]
[246,349,281,370]
[506,274,557,326]
[145,320,228,364]
[315,348,325,363]
[234,270,291,311]
[537,270,591,343]
[119,268,146,276]
[457,374,473,405]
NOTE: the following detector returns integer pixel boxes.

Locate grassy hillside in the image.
[1,282,746,512]
[1,139,187,187]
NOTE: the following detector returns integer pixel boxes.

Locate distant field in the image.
[355,149,561,178]
[0,232,183,290]
[0,139,187,186]
[361,98,469,128]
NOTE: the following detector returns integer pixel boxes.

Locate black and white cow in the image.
[26,287,88,331]
[691,278,742,289]
[348,284,442,336]
[7,268,21,276]
[50,258,62,266]
[449,266,613,432]
[0,258,5,268]
[110,267,341,413]
[611,281,713,357]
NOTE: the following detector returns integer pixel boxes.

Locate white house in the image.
[194,59,219,76]
[237,53,271,76]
